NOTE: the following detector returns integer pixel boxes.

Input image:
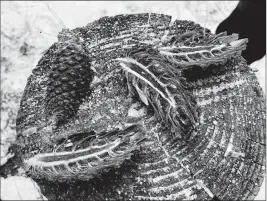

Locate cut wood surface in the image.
[9,13,266,200]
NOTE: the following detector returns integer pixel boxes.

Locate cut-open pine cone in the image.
[9,13,265,200]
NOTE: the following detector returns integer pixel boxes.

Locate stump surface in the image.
[14,13,266,200]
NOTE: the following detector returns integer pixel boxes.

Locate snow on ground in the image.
[1,1,265,200]
[1,176,48,200]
